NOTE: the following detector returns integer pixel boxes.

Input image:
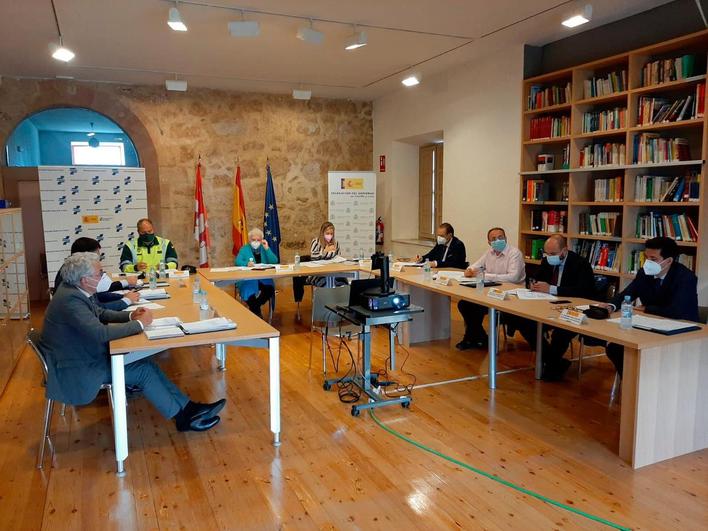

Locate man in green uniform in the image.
[119,218,178,273]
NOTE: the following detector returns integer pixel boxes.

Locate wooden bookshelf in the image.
[519,30,708,291]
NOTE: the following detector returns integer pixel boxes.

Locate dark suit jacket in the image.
[611,262,699,322]
[53,266,128,310]
[421,236,467,269]
[39,284,143,405]
[534,250,594,299]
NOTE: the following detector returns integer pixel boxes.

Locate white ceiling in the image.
[0,0,675,100]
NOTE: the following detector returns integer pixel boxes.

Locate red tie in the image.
[550,266,559,286]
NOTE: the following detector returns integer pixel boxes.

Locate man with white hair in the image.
[39,252,225,432]
[234,227,279,317]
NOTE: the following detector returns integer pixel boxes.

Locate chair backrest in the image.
[699,306,708,325]
[26,328,49,382]
[311,285,350,327]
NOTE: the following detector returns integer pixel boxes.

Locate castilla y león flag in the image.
[194,159,210,267]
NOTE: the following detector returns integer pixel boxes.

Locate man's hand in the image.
[262,240,270,250]
[530,281,550,293]
[136,262,148,272]
[125,276,138,286]
[130,307,153,326]
[125,291,140,303]
[465,267,477,278]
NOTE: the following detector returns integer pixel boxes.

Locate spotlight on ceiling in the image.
[52,38,75,62]
[166,79,188,91]
[344,26,367,50]
[292,89,312,100]
[401,74,421,87]
[562,4,592,28]
[167,5,187,32]
[228,20,261,37]
[297,19,324,45]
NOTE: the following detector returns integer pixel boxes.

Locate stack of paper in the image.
[122,302,165,311]
[181,317,237,334]
[513,289,558,301]
[140,288,169,300]
[144,317,184,340]
[436,271,466,281]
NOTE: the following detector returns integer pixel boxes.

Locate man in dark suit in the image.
[418,222,467,269]
[603,237,699,377]
[39,252,225,432]
[512,235,595,380]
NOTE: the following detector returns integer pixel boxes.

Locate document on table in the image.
[299,262,325,268]
[122,302,165,311]
[181,317,237,334]
[144,317,184,339]
[608,314,701,333]
[393,261,423,268]
[435,271,466,280]
[210,266,249,272]
[139,288,169,300]
[512,289,558,301]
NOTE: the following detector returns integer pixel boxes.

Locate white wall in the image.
[373,42,524,264]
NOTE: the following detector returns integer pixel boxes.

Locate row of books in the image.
[522,180,569,202]
[632,134,691,164]
[640,54,697,86]
[582,70,627,100]
[581,107,626,133]
[626,249,694,274]
[593,176,623,201]
[635,212,698,241]
[527,82,571,110]
[579,142,626,168]
[574,240,620,272]
[633,172,701,202]
[637,95,699,125]
[529,115,570,139]
[577,212,622,236]
[530,210,566,233]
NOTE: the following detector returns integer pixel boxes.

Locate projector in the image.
[363,292,410,311]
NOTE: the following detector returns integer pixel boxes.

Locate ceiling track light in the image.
[50,0,75,62]
[168,2,188,31]
[229,11,260,37]
[562,4,592,28]
[344,25,367,50]
[297,19,324,45]
[401,73,421,87]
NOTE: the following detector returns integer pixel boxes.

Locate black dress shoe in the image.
[541,358,571,381]
[456,340,475,350]
[174,399,226,431]
[179,415,221,432]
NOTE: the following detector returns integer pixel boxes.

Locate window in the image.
[418,143,443,240]
[71,141,126,166]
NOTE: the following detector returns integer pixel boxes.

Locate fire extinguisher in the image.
[376,217,384,245]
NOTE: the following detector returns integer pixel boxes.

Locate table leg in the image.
[111,355,128,477]
[535,322,543,380]
[488,308,497,390]
[362,325,372,390]
[389,326,396,370]
[269,337,281,447]
[216,343,226,371]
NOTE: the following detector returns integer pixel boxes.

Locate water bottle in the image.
[148,267,157,289]
[158,261,166,279]
[192,276,201,303]
[423,259,432,282]
[199,290,210,319]
[476,266,485,291]
[620,295,633,330]
[248,257,255,268]
[294,254,300,270]
[359,248,365,261]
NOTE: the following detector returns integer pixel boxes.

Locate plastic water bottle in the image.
[423,259,432,282]
[359,248,365,261]
[294,254,300,270]
[192,276,201,303]
[148,267,157,289]
[199,290,210,319]
[476,266,485,291]
[158,261,166,279]
[620,295,633,330]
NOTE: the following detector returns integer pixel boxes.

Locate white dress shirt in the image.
[468,244,525,284]
[78,286,143,329]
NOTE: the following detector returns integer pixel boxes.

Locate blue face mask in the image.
[546,253,563,266]
[490,239,507,253]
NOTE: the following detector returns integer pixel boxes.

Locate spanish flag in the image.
[232,165,248,255]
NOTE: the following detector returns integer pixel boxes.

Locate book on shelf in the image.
[561,144,570,169]
[578,212,622,236]
[529,115,570,139]
[637,95,698,125]
[583,70,627,99]
[640,54,696,86]
[582,107,626,133]
[632,134,691,164]
[523,180,569,202]
[527,82,571,110]
[593,176,624,201]
[573,240,620,272]
[530,210,566,233]
[579,142,626,168]
[529,239,545,260]
[697,83,706,119]
[635,212,698,241]
[627,249,646,274]
[633,172,701,202]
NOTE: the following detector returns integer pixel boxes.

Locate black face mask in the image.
[138,233,156,246]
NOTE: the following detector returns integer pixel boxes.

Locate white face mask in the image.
[250,240,261,250]
[642,259,663,276]
[86,272,112,293]
[436,236,447,245]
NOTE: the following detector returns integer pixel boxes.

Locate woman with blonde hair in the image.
[307,221,346,287]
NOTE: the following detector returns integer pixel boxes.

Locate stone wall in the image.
[0,79,373,267]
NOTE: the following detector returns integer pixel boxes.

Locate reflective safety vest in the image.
[120,235,177,272]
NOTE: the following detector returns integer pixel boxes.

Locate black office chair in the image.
[573,276,616,378]
[293,255,312,320]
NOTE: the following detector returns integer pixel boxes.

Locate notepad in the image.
[181,317,237,334]
[139,288,169,300]
[144,326,185,340]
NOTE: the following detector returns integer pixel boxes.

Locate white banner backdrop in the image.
[327,171,376,258]
[38,166,148,287]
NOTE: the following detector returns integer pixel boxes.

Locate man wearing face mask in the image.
[602,237,698,377]
[235,227,279,317]
[40,253,225,432]
[417,223,467,270]
[510,234,594,380]
[456,227,526,350]
[120,218,178,273]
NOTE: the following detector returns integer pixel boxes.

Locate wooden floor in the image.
[1,290,706,530]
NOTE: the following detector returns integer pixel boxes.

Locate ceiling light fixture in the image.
[166,78,188,91]
[297,19,324,45]
[401,74,421,87]
[50,0,75,62]
[228,11,260,37]
[168,3,188,31]
[292,88,312,100]
[562,4,592,28]
[344,25,367,50]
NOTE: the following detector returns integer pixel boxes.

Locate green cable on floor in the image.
[369,410,631,530]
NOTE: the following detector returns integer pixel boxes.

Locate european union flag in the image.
[263,163,281,259]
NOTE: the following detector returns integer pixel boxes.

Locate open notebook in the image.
[144,317,237,340]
